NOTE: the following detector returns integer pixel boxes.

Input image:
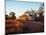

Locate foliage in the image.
[5,14,9,19]
[38,3,44,17]
[9,12,16,19]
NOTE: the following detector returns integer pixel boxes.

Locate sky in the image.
[6,0,43,17]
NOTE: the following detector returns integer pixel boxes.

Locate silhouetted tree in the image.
[5,14,9,20]
[9,12,16,19]
[38,3,44,17]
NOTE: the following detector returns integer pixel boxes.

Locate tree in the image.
[31,9,35,15]
[9,12,16,19]
[19,15,28,22]
[24,10,29,16]
[38,3,44,17]
[5,14,9,19]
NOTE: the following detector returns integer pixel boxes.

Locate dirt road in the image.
[23,20,44,33]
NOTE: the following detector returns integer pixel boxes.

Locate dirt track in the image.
[6,20,44,34]
[23,20,44,33]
